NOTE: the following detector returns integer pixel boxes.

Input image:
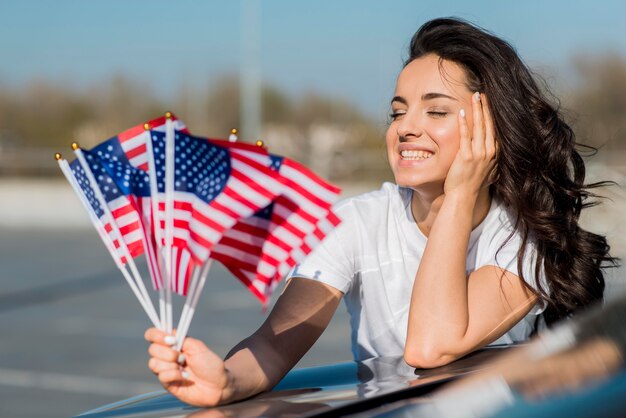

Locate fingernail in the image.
[473,92,481,102]
[177,354,186,365]
[182,370,190,379]
[164,335,176,345]
[460,109,466,118]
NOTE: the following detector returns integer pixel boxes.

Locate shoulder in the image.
[476,198,548,313]
[479,199,519,245]
[473,199,527,272]
[334,182,408,220]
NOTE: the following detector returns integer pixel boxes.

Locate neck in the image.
[411,188,492,237]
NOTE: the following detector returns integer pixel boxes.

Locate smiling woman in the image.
[144,17,616,408]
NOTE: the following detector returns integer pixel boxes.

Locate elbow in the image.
[403,344,455,369]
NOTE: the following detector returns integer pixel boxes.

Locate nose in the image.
[396,113,422,142]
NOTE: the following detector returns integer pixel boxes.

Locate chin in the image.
[394,175,444,194]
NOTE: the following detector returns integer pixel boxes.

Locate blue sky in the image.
[1,0,625,120]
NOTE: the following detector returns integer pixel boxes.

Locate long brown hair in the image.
[407,18,618,324]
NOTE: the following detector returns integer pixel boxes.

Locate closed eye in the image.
[389,111,406,121]
[427,111,449,118]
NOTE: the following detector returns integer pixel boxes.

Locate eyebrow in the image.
[391,92,458,105]
[422,92,458,101]
[391,96,407,105]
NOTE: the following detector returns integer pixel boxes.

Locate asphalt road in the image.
[0,229,352,418]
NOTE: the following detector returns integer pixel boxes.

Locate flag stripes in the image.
[62,114,341,306]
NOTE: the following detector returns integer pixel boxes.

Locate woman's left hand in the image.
[444,92,497,198]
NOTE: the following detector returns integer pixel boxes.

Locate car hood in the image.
[77,346,512,418]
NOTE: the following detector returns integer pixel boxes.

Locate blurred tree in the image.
[205,76,241,138]
[566,54,626,153]
[203,76,390,181]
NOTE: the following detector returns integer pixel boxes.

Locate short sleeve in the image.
[481,215,548,315]
[286,203,356,294]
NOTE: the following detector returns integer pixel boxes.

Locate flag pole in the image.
[164,113,175,334]
[175,259,213,351]
[144,125,168,332]
[57,154,161,329]
[175,264,200,345]
[176,259,206,342]
[72,144,162,329]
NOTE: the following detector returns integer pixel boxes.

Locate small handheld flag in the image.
[58,114,342,348]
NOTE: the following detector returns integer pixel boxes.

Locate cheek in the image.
[385,124,395,142]
[385,126,397,152]
[431,122,461,156]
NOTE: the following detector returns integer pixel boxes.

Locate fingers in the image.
[145,327,176,343]
[149,342,180,362]
[471,92,485,156]
[147,339,189,384]
[159,368,187,384]
[145,327,181,346]
[458,108,472,157]
[481,94,497,158]
[148,357,180,374]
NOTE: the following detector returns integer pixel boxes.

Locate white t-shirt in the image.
[288,183,546,361]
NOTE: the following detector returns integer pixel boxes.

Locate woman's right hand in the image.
[145,328,230,408]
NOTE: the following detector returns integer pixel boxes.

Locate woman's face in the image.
[386,54,475,193]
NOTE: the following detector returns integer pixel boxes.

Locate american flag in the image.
[115,114,188,171]
[67,115,342,303]
[84,116,187,293]
[212,207,341,304]
[147,130,284,295]
[259,157,341,283]
[210,153,342,304]
[83,115,190,295]
[69,149,148,267]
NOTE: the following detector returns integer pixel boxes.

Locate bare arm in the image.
[146,277,342,407]
[222,277,343,401]
[405,93,537,368]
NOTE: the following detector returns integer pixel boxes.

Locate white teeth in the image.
[400,150,433,160]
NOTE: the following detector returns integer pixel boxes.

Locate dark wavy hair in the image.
[407,18,617,324]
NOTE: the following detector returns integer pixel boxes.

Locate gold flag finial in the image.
[54,152,62,161]
[71,142,79,151]
[255,139,264,147]
[143,123,150,130]
[229,128,239,142]
[165,111,172,119]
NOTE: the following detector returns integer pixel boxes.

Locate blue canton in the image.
[92,138,151,197]
[149,131,231,203]
[69,160,105,218]
[80,149,129,204]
